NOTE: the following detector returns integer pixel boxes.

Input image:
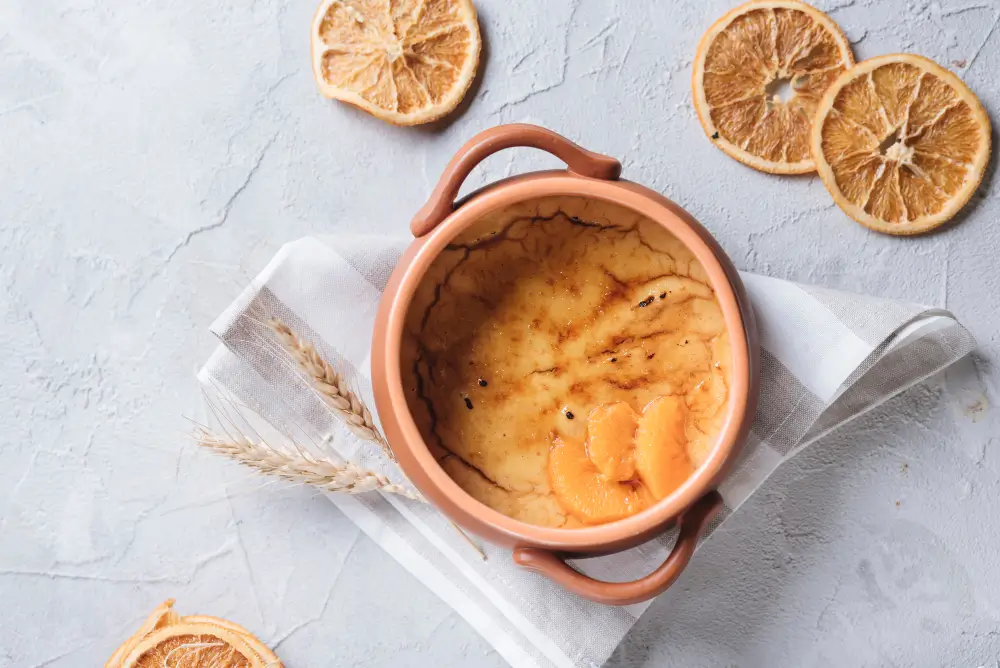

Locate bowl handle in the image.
[512,491,723,606]
[410,124,622,237]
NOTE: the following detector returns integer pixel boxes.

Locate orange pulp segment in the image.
[586,402,639,481]
[549,436,648,525]
[634,396,695,500]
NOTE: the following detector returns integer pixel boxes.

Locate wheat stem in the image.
[450,524,487,561]
[195,427,422,501]
[268,319,395,460]
[231,321,487,560]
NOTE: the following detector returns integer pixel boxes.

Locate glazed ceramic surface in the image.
[371,124,759,604]
[400,195,732,529]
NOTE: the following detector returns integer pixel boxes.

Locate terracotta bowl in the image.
[371,124,759,605]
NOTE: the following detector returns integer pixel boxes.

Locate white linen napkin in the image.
[198,234,974,668]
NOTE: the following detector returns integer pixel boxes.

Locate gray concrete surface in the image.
[2,0,1000,666]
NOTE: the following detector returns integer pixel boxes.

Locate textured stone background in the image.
[2,0,999,666]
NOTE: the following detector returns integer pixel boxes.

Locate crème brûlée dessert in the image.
[401,196,731,529]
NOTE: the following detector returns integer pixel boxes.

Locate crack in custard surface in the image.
[401,197,730,528]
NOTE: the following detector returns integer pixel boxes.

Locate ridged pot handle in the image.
[410,123,622,237]
[513,491,722,606]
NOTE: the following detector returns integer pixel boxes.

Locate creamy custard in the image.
[401,196,730,528]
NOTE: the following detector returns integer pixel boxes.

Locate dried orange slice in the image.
[136,599,181,634]
[812,54,992,235]
[122,623,279,668]
[181,615,254,636]
[692,0,853,173]
[105,640,130,668]
[108,603,280,668]
[182,615,281,666]
[549,436,648,525]
[106,599,180,668]
[310,0,481,125]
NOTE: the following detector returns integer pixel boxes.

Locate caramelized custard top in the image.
[402,197,730,528]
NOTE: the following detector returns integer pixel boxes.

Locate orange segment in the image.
[310,0,481,125]
[548,436,648,525]
[692,0,854,174]
[812,54,992,235]
[586,402,639,481]
[634,396,695,501]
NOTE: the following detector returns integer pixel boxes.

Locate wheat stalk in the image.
[222,319,486,560]
[195,426,422,501]
[268,319,395,460]
[196,424,486,559]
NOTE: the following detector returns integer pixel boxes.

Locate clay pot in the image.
[371,124,759,605]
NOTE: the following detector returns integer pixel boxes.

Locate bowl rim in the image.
[378,172,753,550]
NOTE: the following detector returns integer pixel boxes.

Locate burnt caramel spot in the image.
[610,378,644,391]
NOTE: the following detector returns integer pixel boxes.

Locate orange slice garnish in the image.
[549,436,648,525]
[549,397,699,523]
[634,396,695,501]
[310,0,481,125]
[693,0,853,173]
[586,402,639,482]
[812,54,992,235]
